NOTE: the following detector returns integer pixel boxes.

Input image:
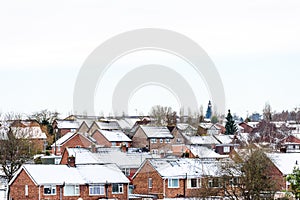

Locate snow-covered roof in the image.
[97,130,131,142]
[11,127,47,139]
[267,153,300,175]
[189,145,228,159]
[55,120,80,129]
[10,164,129,186]
[51,132,76,146]
[140,125,173,138]
[66,147,159,168]
[199,122,213,129]
[176,123,197,131]
[247,122,259,128]
[117,118,140,130]
[95,121,120,130]
[187,135,220,145]
[0,125,9,140]
[213,135,234,144]
[148,158,223,179]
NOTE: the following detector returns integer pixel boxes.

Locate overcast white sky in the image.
[0,0,299,118]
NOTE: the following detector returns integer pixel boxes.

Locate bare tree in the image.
[263,102,272,122]
[29,109,59,125]
[0,128,35,182]
[221,148,280,200]
[149,105,173,126]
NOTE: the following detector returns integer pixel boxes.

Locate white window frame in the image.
[160,139,164,143]
[148,178,153,188]
[208,178,221,188]
[165,138,170,143]
[152,149,158,154]
[89,184,105,195]
[168,179,179,188]
[64,185,80,196]
[187,178,201,188]
[122,168,130,176]
[150,138,157,143]
[25,185,28,196]
[112,183,123,194]
[229,177,239,187]
[208,179,213,188]
[224,146,230,153]
[44,185,57,195]
[176,138,181,143]
[111,142,116,146]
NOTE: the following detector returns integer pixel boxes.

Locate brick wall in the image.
[131,127,148,149]
[132,160,164,198]
[92,130,112,147]
[132,160,227,199]
[9,169,38,200]
[9,169,128,200]
[53,133,93,155]
[78,122,90,133]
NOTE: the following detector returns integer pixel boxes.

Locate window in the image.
[176,138,181,143]
[112,184,123,194]
[165,138,170,143]
[229,177,239,187]
[152,149,158,154]
[25,185,28,196]
[64,185,80,196]
[187,178,201,188]
[150,139,157,143]
[160,139,164,143]
[208,179,213,188]
[148,178,153,188]
[122,168,130,176]
[224,146,230,153]
[208,178,221,188]
[44,185,56,195]
[111,142,116,146]
[89,185,105,195]
[168,179,179,188]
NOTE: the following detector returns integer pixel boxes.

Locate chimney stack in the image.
[121,143,127,153]
[67,155,76,167]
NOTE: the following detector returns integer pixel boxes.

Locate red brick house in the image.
[131,125,175,155]
[132,158,236,199]
[52,120,80,137]
[9,163,130,200]
[60,147,159,181]
[51,132,96,155]
[239,122,254,133]
[92,129,132,148]
[267,152,300,191]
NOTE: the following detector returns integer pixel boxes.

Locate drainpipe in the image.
[105,181,109,199]
[163,178,166,198]
[183,173,187,197]
[127,183,129,200]
[38,185,40,200]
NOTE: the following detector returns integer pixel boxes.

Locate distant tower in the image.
[205,101,212,119]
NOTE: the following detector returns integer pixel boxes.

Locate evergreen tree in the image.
[225,109,238,135]
[205,100,212,119]
[287,165,300,199]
